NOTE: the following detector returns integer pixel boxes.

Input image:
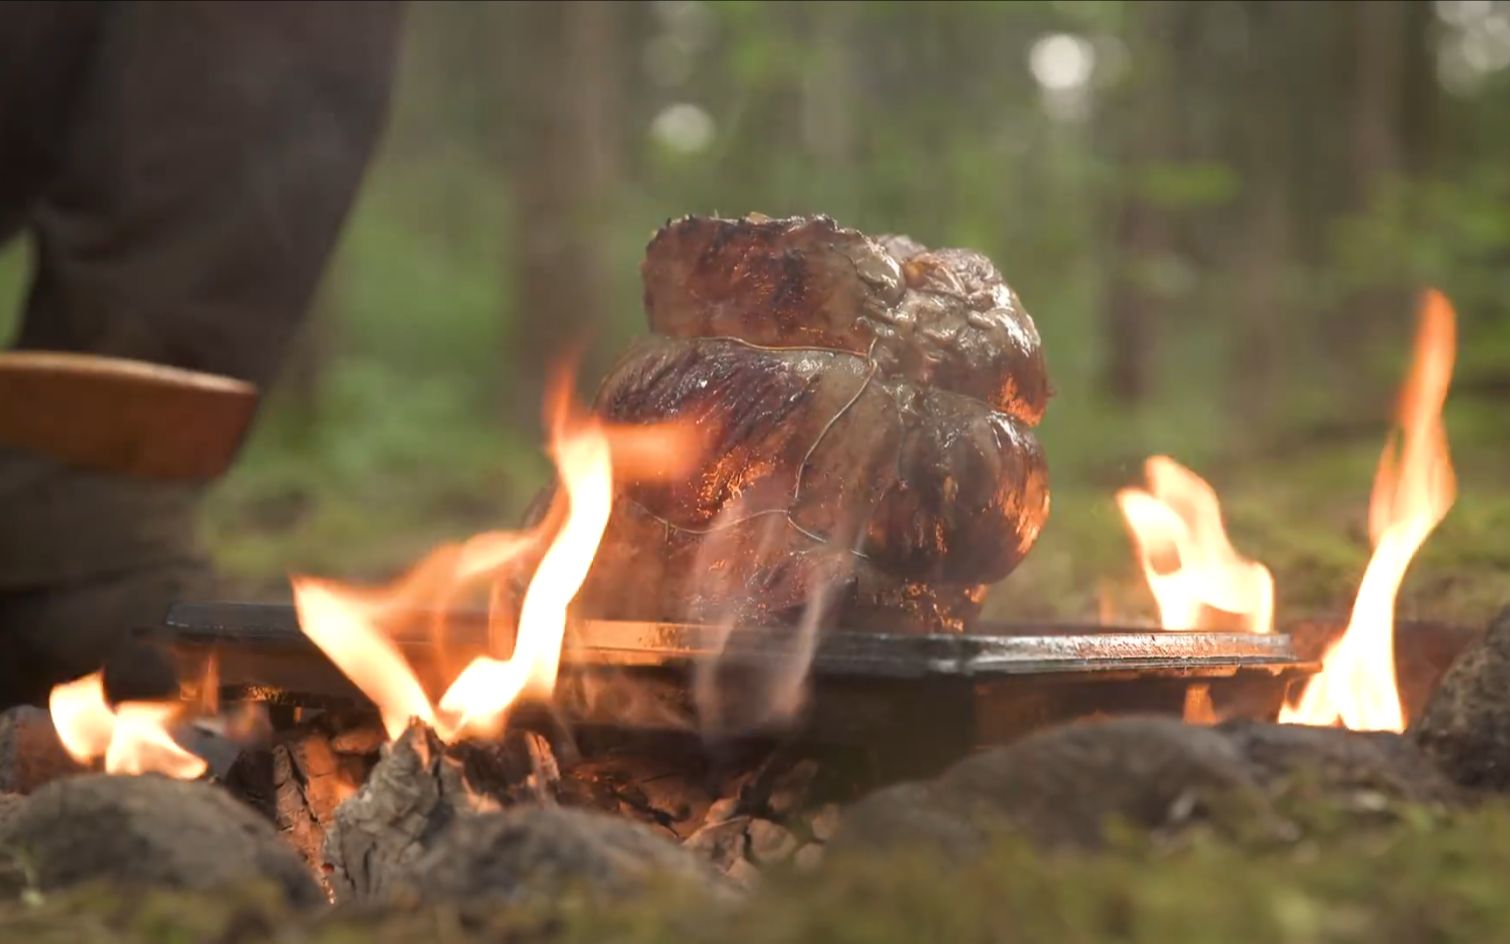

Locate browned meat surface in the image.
[574,214,1050,633]
[595,336,1046,586]
[642,214,1048,424]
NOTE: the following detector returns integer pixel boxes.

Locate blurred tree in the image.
[1100,0,1186,403]
[504,1,633,424]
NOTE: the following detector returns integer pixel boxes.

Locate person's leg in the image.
[0,2,103,246]
[16,0,404,383]
[0,1,405,707]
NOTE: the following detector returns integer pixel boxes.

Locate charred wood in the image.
[322,721,481,903]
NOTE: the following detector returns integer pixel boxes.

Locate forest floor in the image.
[5,797,1510,943]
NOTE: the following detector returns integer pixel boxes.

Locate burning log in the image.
[322,721,481,903]
[273,730,352,879]
[0,774,321,905]
[220,713,371,894]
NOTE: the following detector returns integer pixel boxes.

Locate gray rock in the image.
[1414,608,1510,791]
[399,805,734,905]
[828,779,993,861]
[831,715,1462,861]
[935,716,1263,849]
[0,774,320,906]
[1225,719,1460,804]
[0,706,84,795]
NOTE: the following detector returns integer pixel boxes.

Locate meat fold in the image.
[594,337,1047,587]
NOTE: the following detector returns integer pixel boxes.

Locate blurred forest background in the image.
[3,0,1508,625]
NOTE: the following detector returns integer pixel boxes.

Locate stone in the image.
[1224,719,1460,805]
[0,774,320,906]
[827,780,991,862]
[933,716,1263,849]
[0,706,84,794]
[831,715,1462,862]
[398,805,734,905]
[1414,607,1510,791]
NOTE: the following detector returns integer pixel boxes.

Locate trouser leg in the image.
[0,1,404,707]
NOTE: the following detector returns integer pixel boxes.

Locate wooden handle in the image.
[0,351,260,481]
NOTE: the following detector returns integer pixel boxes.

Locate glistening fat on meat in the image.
[575,214,1051,633]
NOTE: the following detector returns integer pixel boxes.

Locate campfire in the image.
[1114,289,1458,733]
[2,216,1495,916]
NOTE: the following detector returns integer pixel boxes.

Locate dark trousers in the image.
[1,0,403,383]
[0,1,404,705]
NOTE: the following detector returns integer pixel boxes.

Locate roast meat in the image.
[641,214,1048,424]
[574,214,1050,632]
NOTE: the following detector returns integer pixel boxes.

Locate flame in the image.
[437,419,613,737]
[291,363,698,744]
[1116,457,1274,633]
[48,672,208,779]
[1281,290,1457,732]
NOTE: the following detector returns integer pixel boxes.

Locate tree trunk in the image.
[506,1,624,427]
[1099,2,1184,405]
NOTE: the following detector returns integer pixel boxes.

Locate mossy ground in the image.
[3,796,1509,943]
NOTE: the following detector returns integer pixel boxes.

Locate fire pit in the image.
[151,601,1317,777]
[1,216,1496,936]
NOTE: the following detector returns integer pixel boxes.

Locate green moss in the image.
[8,800,1510,943]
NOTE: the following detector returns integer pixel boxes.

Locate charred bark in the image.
[322,721,479,903]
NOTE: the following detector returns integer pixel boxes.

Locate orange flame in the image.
[1281,289,1457,732]
[291,364,699,744]
[1116,457,1274,633]
[48,672,208,779]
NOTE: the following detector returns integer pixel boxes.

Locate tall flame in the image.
[1116,457,1274,633]
[48,672,208,779]
[1281,289,1457,732]
[290,363,699,743]
[437,419,613,737]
